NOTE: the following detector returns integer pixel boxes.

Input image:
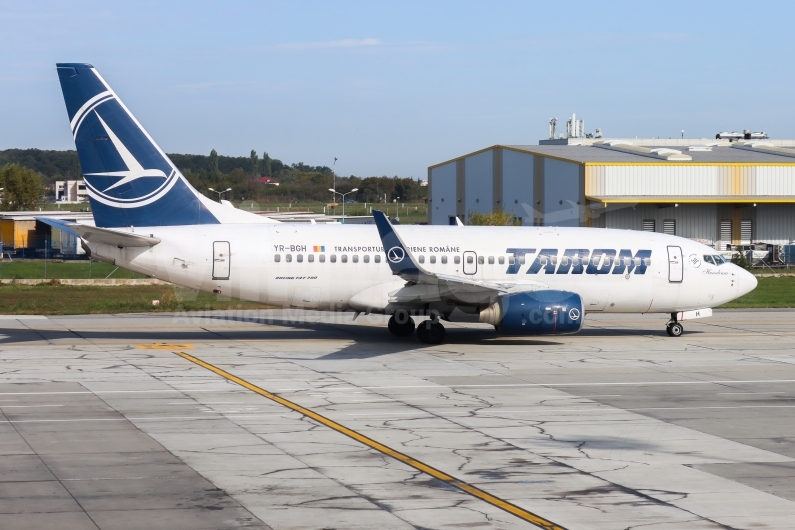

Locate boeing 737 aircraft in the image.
[41,63,758,344]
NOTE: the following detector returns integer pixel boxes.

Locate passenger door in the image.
[462,251,477,275]
[667,245,683,283]
[213,241,230,280]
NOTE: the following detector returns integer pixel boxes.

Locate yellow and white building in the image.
[428,139,795,249]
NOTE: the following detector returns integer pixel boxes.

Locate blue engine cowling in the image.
[479,290,584,335]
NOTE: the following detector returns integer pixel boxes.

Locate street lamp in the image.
[331,156,338,204]
[208,187,232,202]
[328,188,358,221]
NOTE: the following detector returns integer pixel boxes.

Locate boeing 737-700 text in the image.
[40,63,757,344]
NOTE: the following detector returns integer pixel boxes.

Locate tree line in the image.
[0,148,427,209]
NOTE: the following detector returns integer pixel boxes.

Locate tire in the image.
[668,322,684,337]
[388,314,415,337]
[417,321,446,344]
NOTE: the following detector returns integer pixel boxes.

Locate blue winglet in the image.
[373,210,421,278]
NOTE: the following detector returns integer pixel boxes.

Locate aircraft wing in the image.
[372,211,544,301]
[37,217,160,248]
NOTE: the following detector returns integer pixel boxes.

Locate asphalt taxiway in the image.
[1,309,795,529]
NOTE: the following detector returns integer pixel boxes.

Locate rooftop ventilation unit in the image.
[716,130,768,141]
[566,113,584,139]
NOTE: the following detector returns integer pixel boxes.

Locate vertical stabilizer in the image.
[57,63,238,227]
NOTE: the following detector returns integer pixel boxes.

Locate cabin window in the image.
[308,254,315,263]
[466,255,474,264]
[319,254,326,263]
[418,255,425,264]
[430,256,436,264]
[352,255,359,263]
[296,254,303,263]
[498,256,504,265]
[477,256,484,265]
[454,256,461,264]
[274,254,281,262]
[330,254,337,263]
[364,255,370,263]
[285,254,292,263]
[488,256,494,264]
[441,256,448,264]
[519,255,526,264]
[341,255,348,263]
[508,256,515,265]
[643,257,652,266]
[375,255,382,263]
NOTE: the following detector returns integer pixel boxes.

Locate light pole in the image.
[331,157,338,204]
[208,187,232,202]
[328,188,358,221]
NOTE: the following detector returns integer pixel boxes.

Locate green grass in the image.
[0,261,146,279]
[0,284,272,315]
[718,276,795,308]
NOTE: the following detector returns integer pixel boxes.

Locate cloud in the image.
[268,38,381,52]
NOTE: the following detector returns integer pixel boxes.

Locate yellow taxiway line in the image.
[174,351,567,530]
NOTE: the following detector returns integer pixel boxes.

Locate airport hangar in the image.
[428,138,795,250]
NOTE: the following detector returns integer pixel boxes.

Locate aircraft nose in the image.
[737,267,758,297]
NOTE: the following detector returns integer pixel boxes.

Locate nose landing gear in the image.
[666,313,684,337]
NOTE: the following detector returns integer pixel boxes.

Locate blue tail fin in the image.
[56,63,219,228]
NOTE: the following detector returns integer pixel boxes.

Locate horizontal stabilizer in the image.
[37,217,160,248]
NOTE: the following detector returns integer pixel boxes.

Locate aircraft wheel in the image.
[417,320,446,344]
[666,322,684,337]
[388,312,415,337]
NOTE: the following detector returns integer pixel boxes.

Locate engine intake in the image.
[479,290,584,334]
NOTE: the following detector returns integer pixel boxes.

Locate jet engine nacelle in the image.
[479,290,584,335]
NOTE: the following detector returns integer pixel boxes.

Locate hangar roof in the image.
[429,143,795,168]
[508,144,795,164]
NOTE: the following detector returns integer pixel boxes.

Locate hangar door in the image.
[667,245,683,283]
[213,241,230,280]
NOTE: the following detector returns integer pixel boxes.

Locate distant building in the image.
[55,180,88,202]
[428,137,795,250]
[0,211,93,257]
[254,176,280,186]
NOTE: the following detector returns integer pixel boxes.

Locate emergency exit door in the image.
[213,241,230,280]
[667,245,683,283]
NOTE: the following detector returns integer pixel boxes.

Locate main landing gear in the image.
[416,315,446,345]
[388,310,446,344]
[666,313,684,337]
[388,310,415,337]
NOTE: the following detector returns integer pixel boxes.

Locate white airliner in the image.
[42,63,757,344]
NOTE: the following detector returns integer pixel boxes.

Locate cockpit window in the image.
[713,254,726,265]
[703,255,715,265]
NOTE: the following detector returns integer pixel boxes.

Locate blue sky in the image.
[1,1,793,179]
